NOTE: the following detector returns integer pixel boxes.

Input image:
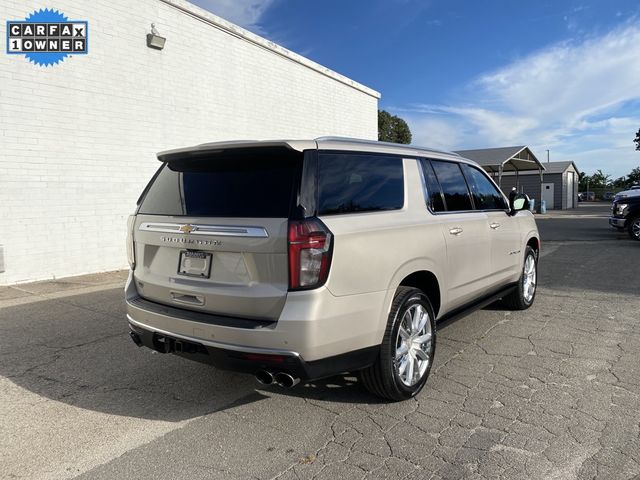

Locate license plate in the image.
[178,251,212,278]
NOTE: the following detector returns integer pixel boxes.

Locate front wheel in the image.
[360,287,436,401]
[502,246,537,310]
[629,217,640,241]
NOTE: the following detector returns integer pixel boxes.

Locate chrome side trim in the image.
[139,222,268,238]
[127,315,300,358]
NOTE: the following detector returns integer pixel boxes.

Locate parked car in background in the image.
[579,192,595,201]
[603,192,615,201]
[631,185,640,190]
[124,138,540,401]
[610,188,640,240]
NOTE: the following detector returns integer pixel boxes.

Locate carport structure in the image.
[455,146,546,197]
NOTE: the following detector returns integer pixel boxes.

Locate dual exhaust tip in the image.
[255,370,300,388]
[130,332,299,388]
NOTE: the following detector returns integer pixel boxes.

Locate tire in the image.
[628,216,640,241]
[360,287,436,401]
[502,246,537,310]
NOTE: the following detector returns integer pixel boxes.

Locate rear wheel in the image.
[502,246,537,310]
[360,287,436,401]
[629,217,640,241]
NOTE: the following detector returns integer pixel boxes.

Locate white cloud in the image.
[403,115,461,150]
[188,0,276,32]
[475,25,640,123]
[397,23,640,177]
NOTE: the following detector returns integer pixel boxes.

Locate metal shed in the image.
[499,161,580,210]
[455,146,550,207]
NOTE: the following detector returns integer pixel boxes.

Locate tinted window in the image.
[420,160,445,212]
[317,153,404,215]
[461,164,508,210]
[430,160,473,211]
[138,151,300,217]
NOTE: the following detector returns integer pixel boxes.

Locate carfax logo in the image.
[6,8,88,66]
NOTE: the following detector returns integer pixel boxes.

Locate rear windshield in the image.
[138,149,301,217]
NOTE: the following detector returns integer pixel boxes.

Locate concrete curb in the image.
[0,270,128,309]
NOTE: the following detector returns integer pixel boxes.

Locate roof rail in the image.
[314,136,460,156]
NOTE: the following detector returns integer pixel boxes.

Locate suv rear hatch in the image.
[132,145,303,321]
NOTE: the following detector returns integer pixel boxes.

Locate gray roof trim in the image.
[539,160,579,175]
[454,146,545,172]
[455,146,525,164]
[502,160,580,176]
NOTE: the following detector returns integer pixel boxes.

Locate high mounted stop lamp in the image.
[147,23,166,50]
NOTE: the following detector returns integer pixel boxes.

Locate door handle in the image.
[490,222,501,230]
[449,227,463,236]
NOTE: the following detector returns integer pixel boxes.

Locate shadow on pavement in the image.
[0,289,378,422]
[263,374,385,404]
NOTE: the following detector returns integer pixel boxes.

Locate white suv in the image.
[125,138,539,400]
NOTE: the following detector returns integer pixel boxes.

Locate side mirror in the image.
[510,193,529,215]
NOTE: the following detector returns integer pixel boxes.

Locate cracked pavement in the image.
[1,204,639,479]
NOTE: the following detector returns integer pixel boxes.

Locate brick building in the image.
[0,0,379,284]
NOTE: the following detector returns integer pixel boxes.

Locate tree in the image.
[578,171,590,191]
[635,128,640,151]
[588,169,611,189]
[378,110,412,144]
[613,176,628,189]
[581,167,639,192]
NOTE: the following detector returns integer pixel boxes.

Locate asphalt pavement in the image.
[1,203,639,480]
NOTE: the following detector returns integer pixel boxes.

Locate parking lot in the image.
[1,203,639,480]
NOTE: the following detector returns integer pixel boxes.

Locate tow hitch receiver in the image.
[152,333,201,354]
[129,330,143,347]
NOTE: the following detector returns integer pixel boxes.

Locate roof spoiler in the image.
[157,140,313,162]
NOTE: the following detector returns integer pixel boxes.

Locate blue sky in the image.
[190,0,640,179]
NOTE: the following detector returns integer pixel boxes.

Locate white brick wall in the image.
[0,0,379,285]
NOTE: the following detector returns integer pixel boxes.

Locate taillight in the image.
[126,215,136,270]
[288,218,332,290]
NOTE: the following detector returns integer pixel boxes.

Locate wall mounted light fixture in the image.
[146,23,166,50]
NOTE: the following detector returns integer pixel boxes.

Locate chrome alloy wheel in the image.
[394,304,433,387]
[632,218,640,239]
[523,254,537,303]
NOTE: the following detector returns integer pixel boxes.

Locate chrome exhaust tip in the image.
[274,372,300,388]
[255,370,275,386]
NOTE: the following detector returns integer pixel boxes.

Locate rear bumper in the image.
[609,217,626,228]
[128,318,378,381]
[125,272,386,379]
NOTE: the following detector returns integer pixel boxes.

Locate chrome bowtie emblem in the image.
[178,224,196,234]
